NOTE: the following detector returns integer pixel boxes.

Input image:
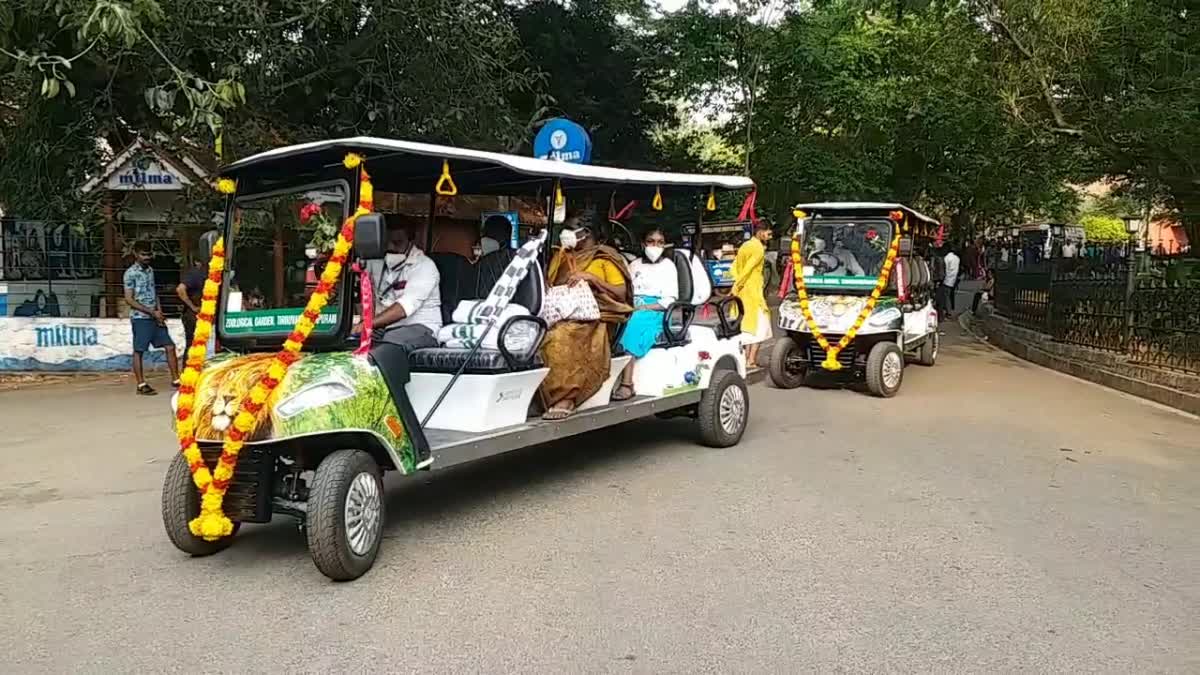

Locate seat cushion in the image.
[428,252,477,326]
[671,249,695,304]
[409,347,544,374]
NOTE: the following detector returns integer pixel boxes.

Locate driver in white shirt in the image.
[358,218,442,353]
[811,234,866,276]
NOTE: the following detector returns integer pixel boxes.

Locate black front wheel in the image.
[768,338,807,389]
[306,450,385,581]
[917,332,938,366]
[161,453,239,557]
[697,369,749,447]
[865,342,904,398]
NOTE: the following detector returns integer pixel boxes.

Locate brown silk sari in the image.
[539,244,634,409]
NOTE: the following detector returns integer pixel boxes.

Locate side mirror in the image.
[198,230,219,262]
[354,213,387,260]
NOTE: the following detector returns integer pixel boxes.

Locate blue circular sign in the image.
[533,118,592,164]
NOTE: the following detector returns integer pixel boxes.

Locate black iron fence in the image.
[1,219,201,318]
[995,258,1200,374]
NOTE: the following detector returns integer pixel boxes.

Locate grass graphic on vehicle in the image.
[191,351,414,472]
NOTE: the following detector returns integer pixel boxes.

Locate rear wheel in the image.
[307,449,385,581]
[917,331,938,366]
[697,369,749,447]
[161,453,239,556]
[865,342,904,398]
[768,338,807,389]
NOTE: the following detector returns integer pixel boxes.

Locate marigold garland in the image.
[216,177,237,194]
[790,225,902,371]
[176,155,374,540]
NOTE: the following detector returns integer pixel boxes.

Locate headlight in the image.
[500,321,539,360]
[169,391,180,432]
[867,307,903,327]
[275,381,355,419]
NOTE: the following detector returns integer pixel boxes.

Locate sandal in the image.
[612,383,635,402]
[542,405,575,421]
[171,379,181,388]
[136,382,158,396]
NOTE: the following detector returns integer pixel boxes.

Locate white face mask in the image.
[644,245,664,262]
[559,229,578,250]
[384,251,407,267]
[472,245,483,258]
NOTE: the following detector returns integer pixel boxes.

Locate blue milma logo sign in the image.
[533,118,592,164]
[35,325,100,347]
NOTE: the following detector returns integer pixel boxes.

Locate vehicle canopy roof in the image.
[792,202,940,228]
[222,136,755,200]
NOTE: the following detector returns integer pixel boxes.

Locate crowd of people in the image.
[345,209,772,420]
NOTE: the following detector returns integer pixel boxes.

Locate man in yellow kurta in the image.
[731,221,775,366]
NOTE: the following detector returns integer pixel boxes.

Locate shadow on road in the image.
[226,415,704,558]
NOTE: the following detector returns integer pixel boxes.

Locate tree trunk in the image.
[950,210,971,242]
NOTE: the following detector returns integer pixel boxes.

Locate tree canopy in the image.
[1,0,1194,252]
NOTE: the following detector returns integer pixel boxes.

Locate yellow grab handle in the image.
[652,186,663,211]
[435,159,458,196]
[555,184,564,206]
[706,187,716,212]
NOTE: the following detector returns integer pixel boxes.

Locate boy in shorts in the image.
[124,242,180,395]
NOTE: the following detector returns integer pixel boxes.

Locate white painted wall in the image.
[0,317,200,371]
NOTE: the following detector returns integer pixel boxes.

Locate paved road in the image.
[3,323,1199,673]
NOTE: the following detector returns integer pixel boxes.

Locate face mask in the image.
[560,229,578,250]
[472,245,483,258]
[644,245,664,262]
[385,252,407,267]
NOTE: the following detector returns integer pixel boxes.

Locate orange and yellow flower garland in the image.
[175,155,374,540]
[790,225,902,371]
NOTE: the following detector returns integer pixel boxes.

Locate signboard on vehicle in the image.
[706,260,734,287]
[223,308,339,335]
[802,276,879,289]
[533,118,592,164]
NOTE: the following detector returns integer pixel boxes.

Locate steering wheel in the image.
[606,218,636,251]
[811,252,838,275]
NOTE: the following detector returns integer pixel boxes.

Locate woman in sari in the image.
[540,210,633,420]
[731,220,775,366]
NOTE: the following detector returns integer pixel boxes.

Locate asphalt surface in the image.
[3,319,1199,673]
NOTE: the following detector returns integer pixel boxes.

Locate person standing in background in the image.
[942,245,961,319]
[480,215,512,256]
[973,269,994,314]
[176,258,206,349]
[929,244,947,317]
[731,221,774,367]
[124,242,180,395]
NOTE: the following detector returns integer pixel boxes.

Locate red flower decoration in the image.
[299,202,322,224]
[865,229,878,241]
[698,351,711,361]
